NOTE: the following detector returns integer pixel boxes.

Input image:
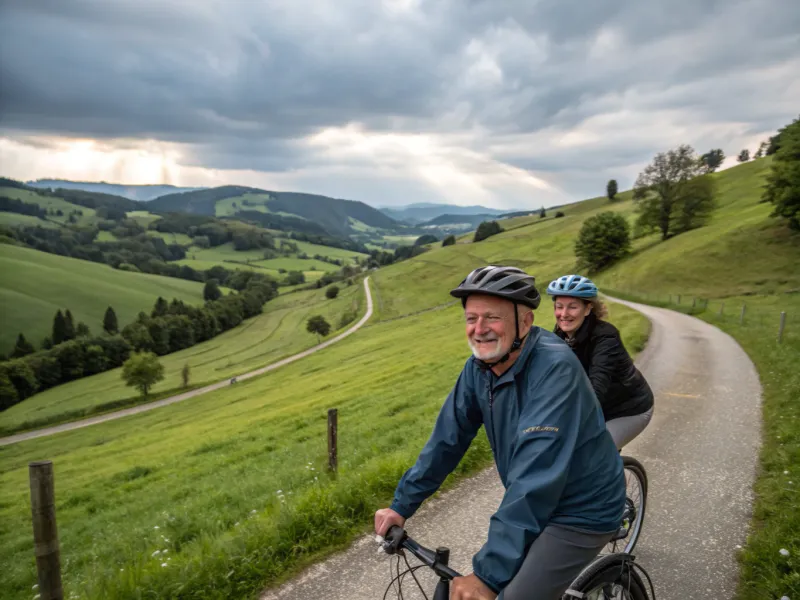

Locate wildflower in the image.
[154,526,160,530]
[151,550,161,557]
[251,509,257,514]
[779,548,790,557]
[161,562,168,567]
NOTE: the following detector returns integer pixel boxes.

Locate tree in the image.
[474,221,503,242]
[121,351,165,397]
[755,141,767,158]
[633,144,717,240]
[306,315,331,342]
[203,280,222,302]
[763,115,800,230]
[737,149,750,162]
[103,306,119,334]
[574,212,632,272]
[152,296,169,317]
[700,149,725,173]
[442,235,456,247]
[286,271,305,286]
[11,334,35,358]
[52,310,67,345]
[64,310,76,340]
[181,363,190,388]
[607,179,618,201]
[325,285,340,299]
[539,206,546,218]
[414,234,439,246]
[555,211,565,218]
[76,322,90,337]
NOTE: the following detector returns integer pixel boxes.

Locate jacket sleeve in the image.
[588,333,627,410]
[389,365,483,519]
[471,358,587,593]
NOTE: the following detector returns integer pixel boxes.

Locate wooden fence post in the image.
[778,312,787,343]
[740,304,746,325]
[692,297,697,309]
[719,301,724,316]
[327,409,338,472]
[29,460,63,600]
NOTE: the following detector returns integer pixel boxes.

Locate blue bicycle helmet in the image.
[546,274,598,299]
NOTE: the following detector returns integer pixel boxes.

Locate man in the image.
[374,265,626,600]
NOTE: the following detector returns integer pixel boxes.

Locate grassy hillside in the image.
[0,213,58,228]
[0,293,648,600]
[0,186,97,225]
[0,245,207,355]
[598,158,800,296]
[0,283,365,435]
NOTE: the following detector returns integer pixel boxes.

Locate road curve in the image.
[260,298,762,600]
[0,277,374,447]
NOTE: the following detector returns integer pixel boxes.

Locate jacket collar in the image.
[490,326,541,386]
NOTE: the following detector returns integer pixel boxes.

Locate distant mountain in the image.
[380,203,518,224]
[26,179,203,202]
[420,213,499,227]
[148,186,400,237]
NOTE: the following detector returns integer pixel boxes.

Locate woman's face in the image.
[553,296,591,335]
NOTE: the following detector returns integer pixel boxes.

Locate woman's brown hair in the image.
[587,298,609,319]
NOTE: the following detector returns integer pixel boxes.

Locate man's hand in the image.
[451,574,497,600]
[374,507,406,537]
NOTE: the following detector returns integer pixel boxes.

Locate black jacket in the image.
[554,312,654,421]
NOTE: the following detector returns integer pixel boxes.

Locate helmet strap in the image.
[475,302,527,371]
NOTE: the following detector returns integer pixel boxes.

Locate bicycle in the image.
[378,525,655,600]
[604,455,648,555]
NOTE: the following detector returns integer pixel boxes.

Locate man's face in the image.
[465,294,530,361]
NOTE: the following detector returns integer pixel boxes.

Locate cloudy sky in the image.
[1,0,798,209]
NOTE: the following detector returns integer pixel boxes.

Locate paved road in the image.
[260,298,762,600]
[0,277,374,447]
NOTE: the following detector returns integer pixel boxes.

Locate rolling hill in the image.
[26,179,202,201]
[148,186,400,237]
[380,202,513,224]
[0,244,208,355]
[0,155,796,600]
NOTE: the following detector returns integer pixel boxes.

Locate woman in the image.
[546,274,654,450]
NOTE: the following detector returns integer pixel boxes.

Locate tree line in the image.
[0,273,279,410]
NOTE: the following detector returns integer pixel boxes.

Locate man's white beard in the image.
[468,337,506,361]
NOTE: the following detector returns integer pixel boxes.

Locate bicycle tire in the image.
[564,553,650,600]
[620,456,647,554]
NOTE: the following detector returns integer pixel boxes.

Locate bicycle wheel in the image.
[604,456,647,555]
[564,553,650,600]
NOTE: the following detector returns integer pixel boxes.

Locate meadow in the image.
[0,282,365,435]
[0,212,58,228]
[0,295,648,600]
[0,244,208,355]
[0,187,97,225]
[1,156,796,600]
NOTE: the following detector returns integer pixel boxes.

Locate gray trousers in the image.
[605,407,654,450]
[498,524,615,600]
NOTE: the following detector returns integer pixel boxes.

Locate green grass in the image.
[0,245,207,355]
[0,284,365,435]
[0,212,58,228]
[0,187,97,225]
[147,231,193,246]
[184,243,270,263]
[253,257,339,273]
[95,230,118,242]
[0,293,648,600]
[215,193,273,217]
[598,158,800,297]
[290,240,367,262]
[174,258,278,275]
[126,211,162,227]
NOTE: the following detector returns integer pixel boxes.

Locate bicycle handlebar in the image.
[381,525,462,581]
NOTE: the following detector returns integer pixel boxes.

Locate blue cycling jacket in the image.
[390,326,626,593]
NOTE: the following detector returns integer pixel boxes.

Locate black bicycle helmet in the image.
[450,265,541,309]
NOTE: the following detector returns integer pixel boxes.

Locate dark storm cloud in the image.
[0,0,798,204]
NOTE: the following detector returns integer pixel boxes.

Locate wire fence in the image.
[606,289,797,346]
